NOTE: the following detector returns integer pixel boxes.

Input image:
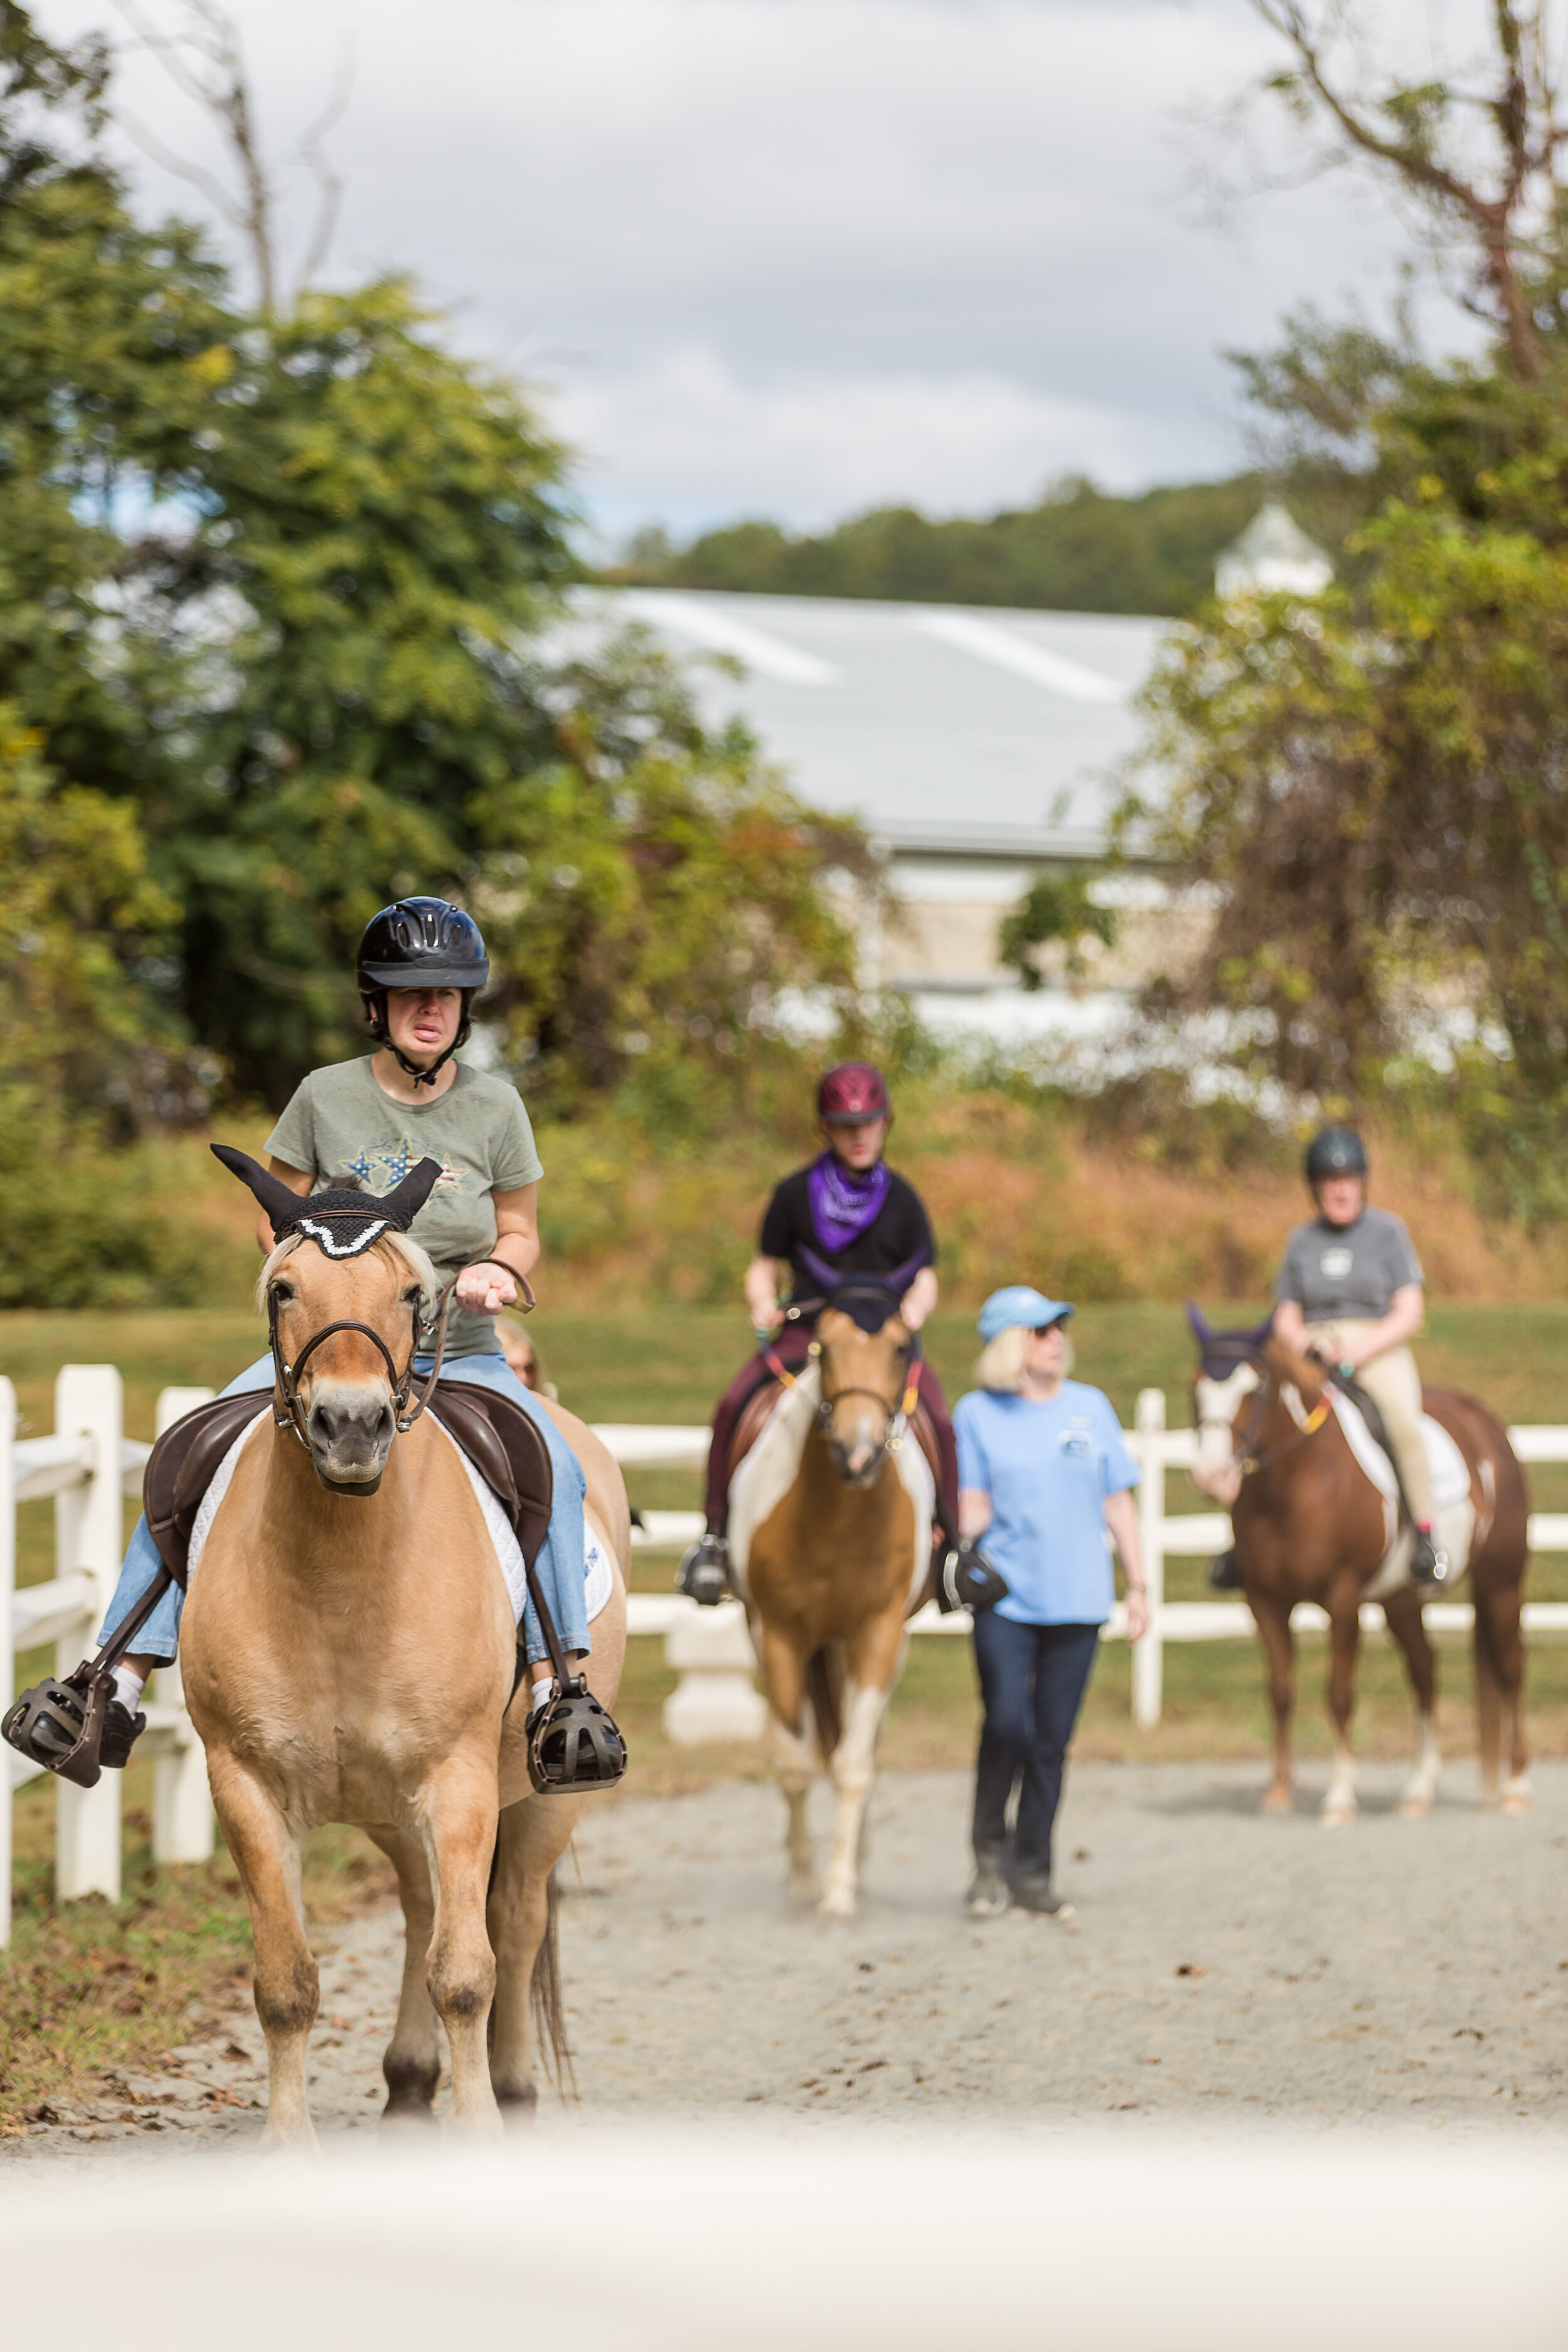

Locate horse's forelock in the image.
[256,1228,439,1322]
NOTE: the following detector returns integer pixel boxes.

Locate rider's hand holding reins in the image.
[457,1260,519,1313]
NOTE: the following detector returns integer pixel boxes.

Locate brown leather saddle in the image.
[143,1380,554,1586]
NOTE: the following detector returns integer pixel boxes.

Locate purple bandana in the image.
[807,1149,891,1254]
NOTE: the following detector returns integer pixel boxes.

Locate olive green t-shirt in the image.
[264,1057,543,1360]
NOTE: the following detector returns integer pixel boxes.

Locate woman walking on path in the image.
[955,1286,1148,1921]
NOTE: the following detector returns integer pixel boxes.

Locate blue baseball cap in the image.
[977,1286,1075,1343]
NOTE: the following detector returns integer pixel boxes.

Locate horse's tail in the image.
[531,1867,577,2100]
[806,1643,844,1761]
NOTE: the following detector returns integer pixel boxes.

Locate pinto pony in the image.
[727,1280,933,1917]
[1187,1309,1528,1825]
[180,1187,627,2149]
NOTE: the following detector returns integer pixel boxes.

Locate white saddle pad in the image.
[187,1411,613,1626]
[1329,1391,1475,1596]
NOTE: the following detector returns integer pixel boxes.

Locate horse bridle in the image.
[266,1238,454,1451]
[1197,1344,1330,1479]
[808,1285,921,1459]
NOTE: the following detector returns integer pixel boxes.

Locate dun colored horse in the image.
[1188,1311,1528,1825]
[180,1221,627,2148]
[728,1281,933,1917]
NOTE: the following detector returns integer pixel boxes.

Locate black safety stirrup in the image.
[511,1558,627,1794]
[2,1565,175,1788]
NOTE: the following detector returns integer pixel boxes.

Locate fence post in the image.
[53,1365,123,1904]
[151,1386,215,1866]
[0,1375,14,1949]
[1133,1388,1165,1730]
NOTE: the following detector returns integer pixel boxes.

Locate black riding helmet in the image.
[357,896,489,1088]
[1304,1125,1369,1185]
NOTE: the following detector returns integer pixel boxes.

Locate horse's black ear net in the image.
[211,1143,309,1234]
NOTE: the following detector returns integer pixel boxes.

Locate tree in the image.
[998,874,1116,992]
[1241,4,1568,381]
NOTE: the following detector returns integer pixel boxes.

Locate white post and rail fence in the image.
[9,1377,1568,1944]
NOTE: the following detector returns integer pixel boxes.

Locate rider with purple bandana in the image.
[678,1062,961,1604]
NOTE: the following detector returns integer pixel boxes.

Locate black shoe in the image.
[1012,1876,1075,1919]
[1410,1531,1451,1592]
[100,1698,147,1770]
[966,1862,1010,1918]
[1208,1548,1243,1592]
[677,1534,731,1606]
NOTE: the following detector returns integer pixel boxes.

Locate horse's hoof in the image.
[1320,1804,1357,1830]
[788,1872,817,1906]
[1397,1795,1432,1820]
[258,2122,320,2159]
[818,1887,857,1921]
[1500,1791,1532,1817]
[1261,1786,1292,1815]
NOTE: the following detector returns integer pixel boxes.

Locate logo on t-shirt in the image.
[346,1142,465,1195]
[1059,1422,1093,1458]
[1319,1246,1355,1280]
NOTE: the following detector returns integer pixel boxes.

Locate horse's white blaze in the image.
[1192,1365,1259,1498]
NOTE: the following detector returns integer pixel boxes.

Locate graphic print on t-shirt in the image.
[344,1142,465,1197]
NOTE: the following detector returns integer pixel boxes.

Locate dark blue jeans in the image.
[971,1613,1101,1884]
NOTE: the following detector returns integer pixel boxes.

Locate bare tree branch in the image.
[1246,1,1568,376]
[294,36,353,296]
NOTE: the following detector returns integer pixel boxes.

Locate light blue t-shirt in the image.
[953,1380,1139,1627]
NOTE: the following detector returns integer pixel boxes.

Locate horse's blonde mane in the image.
[257,1228,440,1320]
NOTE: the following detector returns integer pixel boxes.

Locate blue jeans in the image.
[971,1612,1100,1883]
[100,1347,591,1669]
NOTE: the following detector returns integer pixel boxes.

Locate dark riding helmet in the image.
[817,1062,891,1125]
[1305,1125,1369,1185]
[356,896,489,1084]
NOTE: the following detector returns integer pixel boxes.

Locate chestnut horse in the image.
[727,1281,932,1917]
[1187,1311,1528,1825]
[180,1221,628,2148]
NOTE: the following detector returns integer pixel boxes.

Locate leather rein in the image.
[266,1233,455,1451]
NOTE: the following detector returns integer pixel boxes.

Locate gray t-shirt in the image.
[1274,1207,1424,1325]
[265,1057,543,1360]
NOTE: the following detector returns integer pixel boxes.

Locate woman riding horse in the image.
[677,1061,960,1604]
[94,894,623,1777]
[1212,1123,1446,1594]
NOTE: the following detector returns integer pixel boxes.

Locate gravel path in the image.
[9,1757,1568,2163]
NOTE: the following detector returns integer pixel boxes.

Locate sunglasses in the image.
[1029,1320,1068,1337]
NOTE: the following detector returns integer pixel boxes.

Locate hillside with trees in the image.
[607,474,1271,618]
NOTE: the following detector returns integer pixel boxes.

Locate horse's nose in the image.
[307,1385,395,1477]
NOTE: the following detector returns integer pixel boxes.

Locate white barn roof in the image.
[583,588,1172,859]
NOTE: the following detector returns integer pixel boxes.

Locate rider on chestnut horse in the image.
[1212,1123,1448,1594]
[677,1062,961,1605]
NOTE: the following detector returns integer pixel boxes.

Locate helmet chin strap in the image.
[388,1036,460,1088]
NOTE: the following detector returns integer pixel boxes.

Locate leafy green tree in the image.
[998,875,1116,992]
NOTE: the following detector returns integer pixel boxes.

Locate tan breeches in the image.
[1306,1321,1434,1527]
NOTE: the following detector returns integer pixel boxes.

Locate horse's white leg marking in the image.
[769,1707,818,1902]
[1500,1767,1534,1816]
[1399,1715,1441,1816]
[1322,1736,1359,1828]
[420,1762,502,2139]
[208,1754,319,2153]
[819,1680,890,1919]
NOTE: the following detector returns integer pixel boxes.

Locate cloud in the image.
[36,0,1431,531]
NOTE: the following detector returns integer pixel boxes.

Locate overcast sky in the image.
[36,0,1459,544]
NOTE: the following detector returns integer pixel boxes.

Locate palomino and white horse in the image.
[1188,1308,1528,1825]
[175,1155,628,2148]
[724,1279,935,1917]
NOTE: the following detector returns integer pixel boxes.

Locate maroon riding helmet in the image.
[817,1062,891,1125]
